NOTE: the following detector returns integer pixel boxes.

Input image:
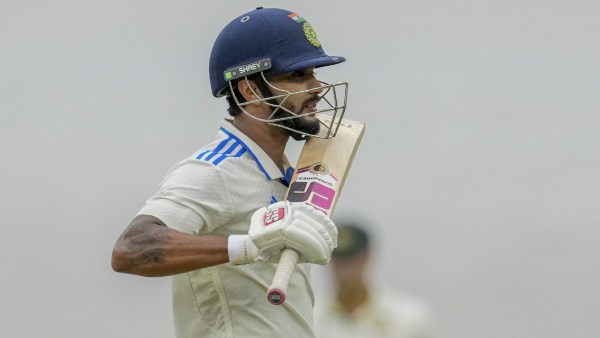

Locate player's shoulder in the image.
[158,136,232,181]
[191,128,251,168]
[163,125,269,184]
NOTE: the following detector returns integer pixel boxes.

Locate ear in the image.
[237,78,263,104]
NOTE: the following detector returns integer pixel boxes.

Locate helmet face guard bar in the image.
[229,73,348,139]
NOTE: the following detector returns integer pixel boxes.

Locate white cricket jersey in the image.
[137,120,315,338]
[314,288,434,338]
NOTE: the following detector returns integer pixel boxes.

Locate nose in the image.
[308,75,324,94]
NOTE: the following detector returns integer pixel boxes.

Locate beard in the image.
[273,95,321,141]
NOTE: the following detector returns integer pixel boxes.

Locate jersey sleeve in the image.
[137,159,234,235]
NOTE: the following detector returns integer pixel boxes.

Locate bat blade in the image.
[267,116,365,305]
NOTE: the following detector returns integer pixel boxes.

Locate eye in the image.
[290,70,317,80]
[292,70,306,78]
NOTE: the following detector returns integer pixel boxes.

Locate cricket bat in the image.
[267,115,365,305]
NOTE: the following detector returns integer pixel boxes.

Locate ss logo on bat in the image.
[287,182,336,211]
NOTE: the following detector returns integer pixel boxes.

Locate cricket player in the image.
[112,7,348,338]
[314,222,435,338]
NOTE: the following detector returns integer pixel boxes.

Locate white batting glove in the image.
[228,201,337,265]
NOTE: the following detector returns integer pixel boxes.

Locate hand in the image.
[228,201,337,265]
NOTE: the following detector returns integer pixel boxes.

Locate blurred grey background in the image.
[1,1,599,337]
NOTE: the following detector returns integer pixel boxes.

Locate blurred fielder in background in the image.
[314,221,435,338]
[111,7,349,338]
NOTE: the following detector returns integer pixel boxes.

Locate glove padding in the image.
[228,201,337,265]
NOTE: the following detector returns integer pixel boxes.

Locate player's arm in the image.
[111,214,229,277]
[111,201,337,277]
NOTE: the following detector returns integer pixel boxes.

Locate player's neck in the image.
[336,282,369,314]
[233,115,289,168]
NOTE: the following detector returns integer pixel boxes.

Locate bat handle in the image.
[267,249,299,305]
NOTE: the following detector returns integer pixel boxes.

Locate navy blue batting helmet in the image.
[209,7,346,97]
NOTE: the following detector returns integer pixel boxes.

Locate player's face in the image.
[268,68,322,111]
[265,68,323,136]
[331,251,369,291]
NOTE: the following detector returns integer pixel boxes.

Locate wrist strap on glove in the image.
[228,235,258,265]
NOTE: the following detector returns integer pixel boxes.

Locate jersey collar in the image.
[220,119,291,181]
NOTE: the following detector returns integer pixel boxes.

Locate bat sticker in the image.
[287,163,338,213]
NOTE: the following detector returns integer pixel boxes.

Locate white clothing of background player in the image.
[111,7,350,338]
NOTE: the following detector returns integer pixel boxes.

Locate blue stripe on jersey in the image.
[280,166,295,187]
[213,147,246,165]
[196,138,231,161]
[270,195,278,204]
[196,136,246,165]
[208,139,238,161]
[205,138,235,161]
[196,149,211,160]
[219,127,272,180]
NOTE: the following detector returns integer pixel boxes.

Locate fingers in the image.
[291,207,334,248]
[284,220,330,264]
[285,203,338,264]
[291,203,337,245]
[247,201,337,265]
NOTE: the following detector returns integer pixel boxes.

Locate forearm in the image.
[111,215,229,277]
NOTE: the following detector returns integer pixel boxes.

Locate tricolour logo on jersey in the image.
[264,207,285,226]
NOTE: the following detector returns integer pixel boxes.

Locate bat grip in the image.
[267,249,299,305]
